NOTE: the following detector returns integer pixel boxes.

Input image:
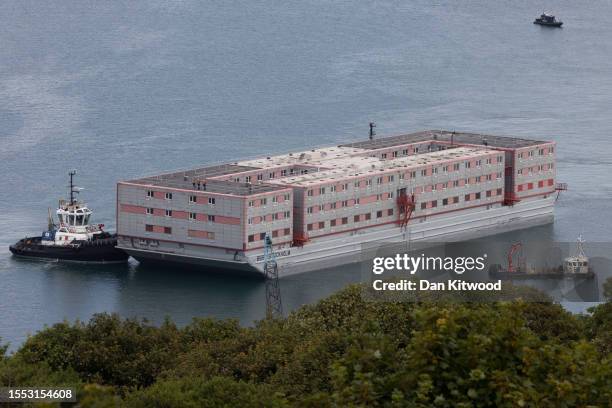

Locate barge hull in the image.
[120,195,555,277]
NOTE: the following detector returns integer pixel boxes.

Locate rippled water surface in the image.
[1,0,611,349]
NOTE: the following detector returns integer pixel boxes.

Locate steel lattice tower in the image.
[263,233,283,319]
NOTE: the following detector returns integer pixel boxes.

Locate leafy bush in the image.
[0,284,610,407]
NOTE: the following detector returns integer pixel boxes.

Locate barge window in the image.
[208,215,215,222]
[145,224,153,232]
[164,227,171,234]
[147,190,154,198]
[189,212,196,220]
[165,210,172,217]
[208,197,216,205]
[248,235,255,242]
[147,208,153,215]
[165,192,172,200]
[189,195,197,203]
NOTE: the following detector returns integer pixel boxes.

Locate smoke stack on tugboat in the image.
[9,171,129,263]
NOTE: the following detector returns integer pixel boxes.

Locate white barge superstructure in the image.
[116,130,561,277]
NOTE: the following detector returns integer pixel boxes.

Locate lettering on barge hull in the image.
[256,250,291,262]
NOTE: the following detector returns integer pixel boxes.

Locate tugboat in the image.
[489,236,594,279]
[9,171,129,263]
[534,13,563,27]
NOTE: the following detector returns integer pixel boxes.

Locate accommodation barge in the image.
[116,130,560,277]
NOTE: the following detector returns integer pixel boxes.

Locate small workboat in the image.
[534,13,563,27]
[488,236,594,279]
[9,171,129,263]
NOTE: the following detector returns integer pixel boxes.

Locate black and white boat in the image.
[9,171,129,263]
[534,13,563,27]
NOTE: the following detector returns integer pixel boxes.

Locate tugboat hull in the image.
[9,235,129,263]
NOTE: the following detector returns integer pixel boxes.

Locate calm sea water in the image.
[1,0,611,349]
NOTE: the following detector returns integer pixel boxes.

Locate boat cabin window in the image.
[58,215,64,224]
[76,215,84,225]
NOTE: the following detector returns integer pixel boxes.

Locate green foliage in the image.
[585,302,612,355]
[0,283,610,407]
[124,376,288,408]
[603,276,612,302]
[17,314,183,388]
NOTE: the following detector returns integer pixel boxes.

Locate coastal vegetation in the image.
[1,280,611,407]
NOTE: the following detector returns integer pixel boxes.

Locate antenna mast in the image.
[69,170,78,205]
[369,122,376,140]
